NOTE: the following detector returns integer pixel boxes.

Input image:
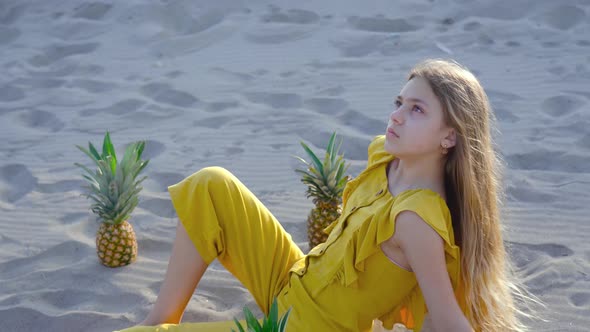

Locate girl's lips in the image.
[387,127,399,138]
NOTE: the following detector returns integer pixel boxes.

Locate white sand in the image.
[1,0,589,331]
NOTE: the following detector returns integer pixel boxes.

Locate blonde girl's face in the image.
[384,76,451,158]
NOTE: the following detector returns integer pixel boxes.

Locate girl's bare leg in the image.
[139,221,208,326]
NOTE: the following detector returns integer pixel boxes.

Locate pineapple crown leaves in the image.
[74,131,150,224]
[293,132,350,202]
[232,298,292,332]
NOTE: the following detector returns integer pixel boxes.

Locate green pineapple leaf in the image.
[88,142,101,161]
[265,298,278,329]
[299,142,324,177]
[232,318,246,332]
[136,141,145,161]
[76,146,101,168]
[76,131,150,225]
[232,298,291,332]
[277,308,292,332]
[243,306,261,331]
[294,132,350,201]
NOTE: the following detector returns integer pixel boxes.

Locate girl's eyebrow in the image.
[396,95,430,108]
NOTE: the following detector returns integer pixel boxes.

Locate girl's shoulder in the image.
[390,189,459,263]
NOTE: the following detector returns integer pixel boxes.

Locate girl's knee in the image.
[190,166,235,186]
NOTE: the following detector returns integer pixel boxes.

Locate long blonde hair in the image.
[408,59,541,331]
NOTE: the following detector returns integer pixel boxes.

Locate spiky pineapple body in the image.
[96,221,137,267]
[295,132,350,249]
[307,199,342,247]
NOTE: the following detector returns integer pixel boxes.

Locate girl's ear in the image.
[442,128,457,148]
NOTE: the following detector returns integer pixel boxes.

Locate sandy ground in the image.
[1,0,589,331]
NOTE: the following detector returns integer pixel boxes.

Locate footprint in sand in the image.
[494,108,520,123]
[307,60,374,70]
[139,197,176,218]
[0,84,25,102]
[506,242,578,293]
[336,109,385,135]
[506,182,558,203]
[536,5,586,30]
[0,303,137,331]
[140,82,199,108]
[244,24,315,44]
[526,266,577,293]
[261,7,320,24]
[126,104,185,122]
[486,89,524,103]
[50,21,109,41]
[244,92,303,109]
[39,289,144,313]
[121,3,225,36]
[542,40,562,48]
[59,212,89,225]
[507,241,574,268]
[137,237,172,261]
[72,2,112,20]
[541,95,585,117]
[16,109,65,132]
[67,79,116,93]
[348,15,420,33]
[244,7,320,44]
[0,164,37,203]
[28,42,99,67]
[332,34,388,57]
[505,40,521,47]
[506,150,590,173]
[12,77,65,89]
[122,3,232,56]
[547,65,567,76]
[0,26,20,45]
[570,292,590,307]
[463,21,481,32]
[205,100,240,112]
[147,172,186,192]
[0,240,92,279]
[270,143,290,150]
[225,146,244,156]
[193,115,233,129]
[461,0,533,21]
[79,99,145,117]
[0,3,26,24]
[165,70,184,79]
[304,97,349,116]
[578,133,590,150]
[315,85,346,96]
[37,179,85,194]
[28,62,105,78]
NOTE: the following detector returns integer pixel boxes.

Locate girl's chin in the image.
[383,142,396,155]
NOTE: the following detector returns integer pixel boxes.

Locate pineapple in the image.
[295,132,350,249]
[75,132,149,268]
[232,297,292,332]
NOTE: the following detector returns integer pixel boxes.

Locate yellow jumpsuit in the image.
[118,135,465,332]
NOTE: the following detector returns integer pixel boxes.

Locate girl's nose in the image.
[390,109,403,124]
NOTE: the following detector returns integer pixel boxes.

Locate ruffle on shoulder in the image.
[339,135,392,214]
[337,189,462,331]
[367,135,391,169]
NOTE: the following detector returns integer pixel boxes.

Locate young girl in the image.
[122,59,533,331]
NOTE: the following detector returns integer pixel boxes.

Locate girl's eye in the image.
[394,100,401,108]
[413,105,423,113]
